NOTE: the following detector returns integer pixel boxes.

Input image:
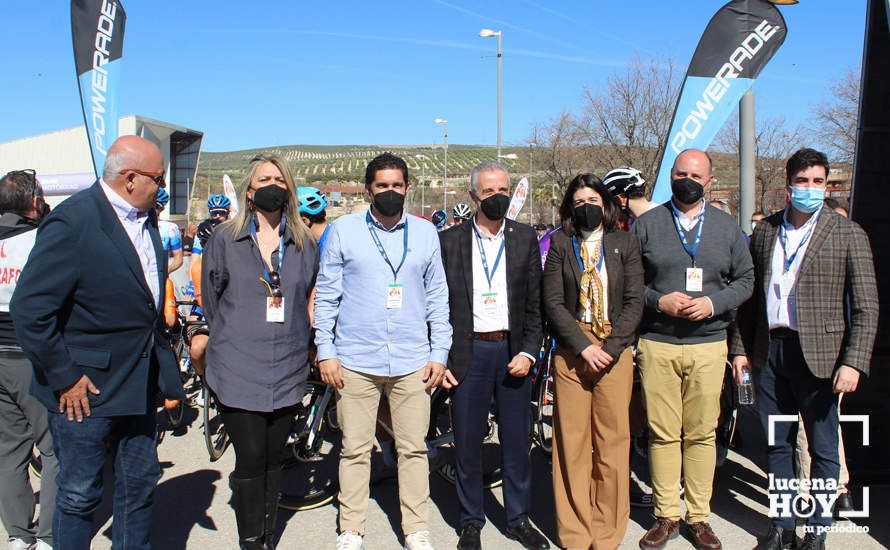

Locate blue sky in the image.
[0,1,866,152]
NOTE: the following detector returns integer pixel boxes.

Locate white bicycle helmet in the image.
[603,167,645,198]
[452,202,472,221]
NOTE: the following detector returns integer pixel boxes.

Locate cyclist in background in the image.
[298,186,331,251]
[155,188,183,273]
[603,167,656,230]
[431,209,448,231]
[451,202,471,225]
[191,194,231,256]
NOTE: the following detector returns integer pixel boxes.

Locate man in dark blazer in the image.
[730,148,878,550]
[11,136,184,550]
[439,161,548,550]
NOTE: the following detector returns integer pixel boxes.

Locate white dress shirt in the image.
[767,207,821,330]
[576,228,610,323]
[472,219,509,332]
[673,199,705,231]
[100,180,161,307]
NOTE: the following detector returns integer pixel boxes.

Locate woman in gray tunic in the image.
[202,154,318,549]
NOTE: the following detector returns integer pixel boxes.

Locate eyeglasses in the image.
[3,168,36,181]
[250,154,276,163]
[120,169,165,187]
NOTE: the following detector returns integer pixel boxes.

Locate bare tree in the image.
[532,111,586,187]
[811,67,860,164]
[574,55,681,181]
[715,113,802,213]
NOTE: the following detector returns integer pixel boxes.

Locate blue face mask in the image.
[789,187,824,214]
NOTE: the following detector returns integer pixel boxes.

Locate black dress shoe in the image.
[754,525,795,550]
[457,524,481,550]
[834,492,854,517]
[505,520,550,550]
[798,533,825,550]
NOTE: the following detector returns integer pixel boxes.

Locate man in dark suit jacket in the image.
[439,162,548,550]
[11,136,184,550]
[730,148,878,550]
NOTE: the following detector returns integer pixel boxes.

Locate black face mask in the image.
[372,190,405,217]
[572,203,603,232]
[479,193,510,221]
[252,185,289,212]
[671,177,705,205]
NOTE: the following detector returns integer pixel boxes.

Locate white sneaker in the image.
[336,531,364,550]
[7,539,32,550]
[34,542,52,550]
[404,530,434,550]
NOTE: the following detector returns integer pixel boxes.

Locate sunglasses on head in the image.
[120,169,165,187]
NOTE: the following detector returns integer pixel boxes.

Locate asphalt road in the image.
[6,404,889,549]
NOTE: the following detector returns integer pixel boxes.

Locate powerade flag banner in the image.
[651,0,787,203]
[71,0,126,177]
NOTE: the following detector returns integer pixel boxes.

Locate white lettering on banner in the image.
[88,0,118,157]
[670,19,779,154]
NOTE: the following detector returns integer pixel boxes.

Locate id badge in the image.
[266,297,285,323]
[685,267,703,292]
[482,292,498,316]
[386,284,403,309]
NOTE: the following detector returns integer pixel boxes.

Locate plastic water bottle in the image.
[738,368,755,406]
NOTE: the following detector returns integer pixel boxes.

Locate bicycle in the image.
[166,297,230,461]
[530,335,556,455]
[278,369,503,511]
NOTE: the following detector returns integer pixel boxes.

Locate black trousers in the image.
[220,404,298,479]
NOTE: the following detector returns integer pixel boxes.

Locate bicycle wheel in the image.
[203,385,229,461]
[279,380,340,511]
[429,392,503,489]
[534,360,554,455]
[164,400,186,429]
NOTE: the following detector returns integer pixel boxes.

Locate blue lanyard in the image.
[572,236,604,274]
[366,212,408,283]
[473,224,506,290]
[779,210,818,273]
[669,201,705,266]
[249,215,287,284]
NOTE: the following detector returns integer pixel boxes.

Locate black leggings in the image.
[220,404,298,479]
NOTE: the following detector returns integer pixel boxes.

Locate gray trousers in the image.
[0,351,57,545]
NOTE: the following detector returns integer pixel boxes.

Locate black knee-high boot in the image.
[230,474,266,550]
[264,468,282,550]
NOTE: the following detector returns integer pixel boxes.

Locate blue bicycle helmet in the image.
[431,210,447,229]
[207,193,231,214]
[297,187,328,216]
[156,188,170,208]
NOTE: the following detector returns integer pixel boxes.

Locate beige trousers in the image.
[552,322,633,550]
[336,366,430,535]
[637,338,727,523]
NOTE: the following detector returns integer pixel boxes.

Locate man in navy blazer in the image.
[11,136,184,550]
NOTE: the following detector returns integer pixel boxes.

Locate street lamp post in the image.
[479,28,502,158]
[528,141,536,225]
[551,183,560,226]
[434,118,448,213]
[414,154,429,217]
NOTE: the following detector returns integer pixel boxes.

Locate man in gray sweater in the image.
[632,149,753,550]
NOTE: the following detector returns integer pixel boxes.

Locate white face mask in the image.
[751,222,757,231]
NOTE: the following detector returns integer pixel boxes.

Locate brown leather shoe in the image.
[639,517,680,549]
[686,522,722,550]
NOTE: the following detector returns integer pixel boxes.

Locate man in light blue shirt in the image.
[314,152,452,550]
